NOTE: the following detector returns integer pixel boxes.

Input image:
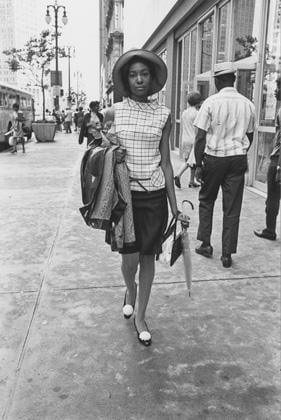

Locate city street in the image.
[0,133,280,420]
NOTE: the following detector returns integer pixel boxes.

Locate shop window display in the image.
[256,0,281,183]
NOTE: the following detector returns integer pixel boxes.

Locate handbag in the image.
[160,216,182,266]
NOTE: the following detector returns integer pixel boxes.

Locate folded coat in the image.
[79,144,135,250]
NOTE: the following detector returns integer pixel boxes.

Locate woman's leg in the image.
[174,159,189,188]
[177,160,190,178]
[121,252,139,305]
[189,166,201,187]
[135,254,155,332]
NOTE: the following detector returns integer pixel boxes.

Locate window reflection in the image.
[257,0,281,183]
[200,14,214,73]
[260,0,281,126]
[233,0,257,61]
[256,132,276,182]
[217,1,230,63]
[190,29,197,85]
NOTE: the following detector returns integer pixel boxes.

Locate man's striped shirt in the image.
[194,87,255,157]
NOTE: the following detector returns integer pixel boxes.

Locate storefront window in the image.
[181,29,197,110]
[233,0,257,61]
[256,0,281,183]
[200,13,214,73]
[176,40,182,121]
[237,69,255,101]
[157,49,167,105]
[189,28,197,87]
[217,1,231,63]
[197,80,209,100]
[255,131,276,182]
[260,0,281,126]
[176,28,198,152]
[175,40,183,148]
[181,34,190,111]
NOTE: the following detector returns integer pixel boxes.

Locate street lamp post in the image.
[65,46,75,107]
[45,0,68,110]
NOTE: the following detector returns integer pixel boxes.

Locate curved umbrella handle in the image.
[178,200,194,228]
[182,200,194,214]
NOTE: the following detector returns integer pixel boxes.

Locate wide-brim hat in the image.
[214,61,236,77]
[112,49,167,97]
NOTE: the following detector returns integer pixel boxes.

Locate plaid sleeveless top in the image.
[113,98,170,191]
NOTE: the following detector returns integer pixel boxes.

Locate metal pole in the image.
[68,47,71,106]
[55,7,59,110]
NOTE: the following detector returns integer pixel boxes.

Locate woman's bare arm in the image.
[160,115,178,217]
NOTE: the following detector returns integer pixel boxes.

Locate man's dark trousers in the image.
[197,154,248,255]
[265,155,280,234]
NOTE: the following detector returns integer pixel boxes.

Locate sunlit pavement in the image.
[0,132,280,420]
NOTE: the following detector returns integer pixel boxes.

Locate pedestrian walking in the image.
[64,108,73,133]
[103,49,178,346]
[6,103,25,153]
[73,108,78,131]
[194,62,255,268]
[77,107,84,130]
[78,101,103,147]
[254,77,281,241]
[61,110,66,131]
[174,91,202,189]
[52,109,62,131]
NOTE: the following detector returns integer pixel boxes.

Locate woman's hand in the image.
[171,206,180,219]
[115,147,126,163]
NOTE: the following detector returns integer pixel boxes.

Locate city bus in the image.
[0,82,34,151]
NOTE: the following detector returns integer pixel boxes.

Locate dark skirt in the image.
[120,188,168,255]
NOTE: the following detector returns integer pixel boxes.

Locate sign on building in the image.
[50,71,62,87]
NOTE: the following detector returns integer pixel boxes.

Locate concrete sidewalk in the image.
[0,133,280,420]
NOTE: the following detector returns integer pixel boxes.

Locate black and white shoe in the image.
[134,318,152,347]
[122,284,137,319]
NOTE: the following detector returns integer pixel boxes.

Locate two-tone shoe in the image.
[189,181,201,188]
[122,284,137,319]
[134,318,151,347]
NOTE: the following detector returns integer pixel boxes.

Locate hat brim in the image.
[214,70,236,77]
[112,49,167,97]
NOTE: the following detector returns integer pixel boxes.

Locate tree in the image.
[235,35,258,61]
[3,30,65,121]
[71,89,87,108]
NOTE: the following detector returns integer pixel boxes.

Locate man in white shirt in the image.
[194,62,255,268]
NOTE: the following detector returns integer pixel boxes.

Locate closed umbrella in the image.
[178,200,194,297]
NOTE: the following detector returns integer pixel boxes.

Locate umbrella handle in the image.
[178,200,194,228]
[182,200,194,214]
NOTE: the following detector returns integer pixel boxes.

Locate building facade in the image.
[142,0,281,191]
[0,0,49,115]
[0,0,43,85]
[99,0,124,107]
